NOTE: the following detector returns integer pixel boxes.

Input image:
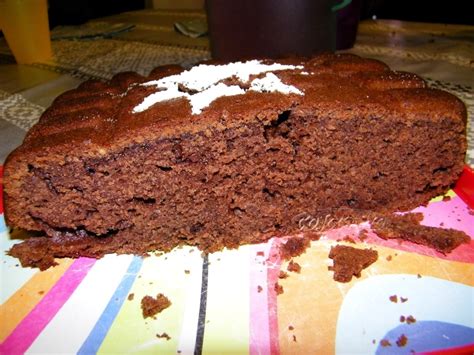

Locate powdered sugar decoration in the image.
[250,73,303,95]
[133,60,304,115]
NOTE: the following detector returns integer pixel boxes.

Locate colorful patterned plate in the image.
[1,166,473,354]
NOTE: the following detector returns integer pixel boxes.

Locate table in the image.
[0,10,473,355]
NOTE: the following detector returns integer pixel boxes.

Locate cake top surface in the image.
[7,53,466,162]
[134,60,304,114]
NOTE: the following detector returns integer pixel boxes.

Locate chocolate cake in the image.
[3,53,467,269]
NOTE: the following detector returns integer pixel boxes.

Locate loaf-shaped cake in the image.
[3,54,467,269]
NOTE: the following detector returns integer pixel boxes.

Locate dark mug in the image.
[206,0,353,61]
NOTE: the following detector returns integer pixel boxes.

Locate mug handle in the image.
[332,0,352,12]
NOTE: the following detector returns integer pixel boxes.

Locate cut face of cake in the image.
[2,53,467,269]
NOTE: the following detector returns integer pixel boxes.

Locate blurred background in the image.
[44,0,472,27]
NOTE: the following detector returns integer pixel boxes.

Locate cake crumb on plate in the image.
[141,293,172,318]
[328,245,378,283]
[287,260,301,273]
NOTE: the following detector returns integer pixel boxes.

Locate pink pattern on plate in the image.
[249,238,283,355]
[0,258,96,354]
[249,241,273,354]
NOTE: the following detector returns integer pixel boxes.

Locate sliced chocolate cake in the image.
[3,54,467,269]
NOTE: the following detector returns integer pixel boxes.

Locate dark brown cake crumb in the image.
[380,339,392,347]
[280,237,311,261]
[400,315,406,322]
[417,274,422,278]
[389,295,398,303]
[373,213,470,254]
[257,251,265,257]
[184,270,190,274]
[288,325,294,331]
[257,285,263,293]
[292,335,297,342]
[342,236,356,244]
[304,231,322,241]
[396,334,408,347]
[406,315,416,324]
[156,333,171,341]
[442,195,452,202]
[328,245,378,282]
[274,282,284,295]
[279,271,289,279]
[386,255,393,261]
[141,293,172,318]
[128,293,135,301]
[287,260,301,273]
[401,297,408,303]
[359,229,369,241]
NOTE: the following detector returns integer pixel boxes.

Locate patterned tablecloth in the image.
[0,10,473,355]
